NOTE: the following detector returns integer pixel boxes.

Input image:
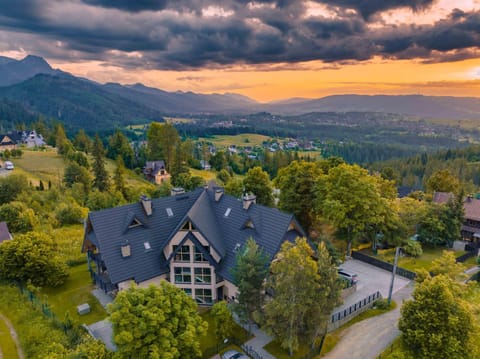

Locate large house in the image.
[143,160,171,184]
[82,185,305,304]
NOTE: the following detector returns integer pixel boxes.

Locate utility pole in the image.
[387,246,401,306]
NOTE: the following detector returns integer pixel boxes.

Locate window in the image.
[181,221,196,231]
[128,218,142,228]
[166,208,173,217]
[182,288,192,296]
[144,241,151,250]
[195,288,212,305]
[173,245,190,262]
[194,267,212,284]
[224,208,231,217]
[174,267,191,283]
[194,246,209,262]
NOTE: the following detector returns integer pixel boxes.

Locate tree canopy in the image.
[243,166,274,206]
[109,282,207,359]
[0,231,68,287]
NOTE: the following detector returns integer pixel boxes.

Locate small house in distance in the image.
[143,160,171,184]
[0,222,12,244]
[82,184,305,304]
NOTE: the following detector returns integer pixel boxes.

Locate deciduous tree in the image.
[211,301,235,345]
[399,274,478,359]
[109,282,207,359]
[0,231,68,287]
[243,166,274,206]
[275,161,321,232]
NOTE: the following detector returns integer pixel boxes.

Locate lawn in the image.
[0,314,19,359]
[13,149,66,186]
[40,265,107,325]
[199,134,272,148]
[51,224,85,263]
[190,168,217,182]
[373,246,461,272]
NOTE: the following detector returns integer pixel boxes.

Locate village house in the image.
[0,221,13,244]
[82,184,305,304]
[143,160,171,184]
[433,191,480,243]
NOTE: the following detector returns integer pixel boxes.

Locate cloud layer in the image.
[0,0,478,70]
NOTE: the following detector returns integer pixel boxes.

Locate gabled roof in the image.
[0,221,12,243]
[144,161,167,176]
[84,185,305,285]
[432,191,454,204]
[464,197,480,222]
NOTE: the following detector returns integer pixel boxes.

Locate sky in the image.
[0,0,479,102]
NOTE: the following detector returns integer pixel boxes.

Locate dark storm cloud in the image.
[319,0,435,19]
[0,0,479,70]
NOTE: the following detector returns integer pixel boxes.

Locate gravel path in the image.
[323,283,414,359]
[0,313,24,359]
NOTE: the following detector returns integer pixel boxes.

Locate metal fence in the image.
[456,247,479,263]
[330,291,382,324]
[351,251,417,280]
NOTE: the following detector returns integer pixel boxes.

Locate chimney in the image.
[171,187,185,196]
[215,187,224,202]
[140,195,152,216]
[121,241,131,258]
[243,194,256,210]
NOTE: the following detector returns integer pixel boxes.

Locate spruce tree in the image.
[92,134,109,192]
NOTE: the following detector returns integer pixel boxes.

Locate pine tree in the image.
[92,134,109,192]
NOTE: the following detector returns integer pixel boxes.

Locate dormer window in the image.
[129,218,142,228]
[181,221,196,231]
[243,219,255,229]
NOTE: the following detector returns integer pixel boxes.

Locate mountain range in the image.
[0,55,479,132]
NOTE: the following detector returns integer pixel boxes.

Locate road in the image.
[323,283,413,359]
[0,313,24,359]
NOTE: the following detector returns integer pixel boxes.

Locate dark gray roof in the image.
[84,186,305,285]
[0,221,12,243]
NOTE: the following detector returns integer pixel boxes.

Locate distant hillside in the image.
[265,94,480,119]
[102,82,258,114]
[0,74,163,132]
[0,55,62,87]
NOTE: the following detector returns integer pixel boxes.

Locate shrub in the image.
[55,201,88,226]
[403,239,423,257]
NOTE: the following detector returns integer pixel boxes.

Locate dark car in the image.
[338,268,358,284]
[221,349,249,359]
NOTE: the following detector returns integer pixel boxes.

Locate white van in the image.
[4,161,14,170]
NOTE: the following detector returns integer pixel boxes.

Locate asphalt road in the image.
[324,283,414,359]
[337,258,411,310]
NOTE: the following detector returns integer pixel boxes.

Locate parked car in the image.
[221,349,249,359]
[338,268,358,285]
[4,161,14,170]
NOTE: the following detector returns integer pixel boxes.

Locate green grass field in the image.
[11,149,65,186]
[0,314,19,359]
[199,134,272,148]
[374,246,463,272]
[40,265,107,325]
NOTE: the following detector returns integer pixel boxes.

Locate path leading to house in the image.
[0,313,24,359]
[322,283,414,359]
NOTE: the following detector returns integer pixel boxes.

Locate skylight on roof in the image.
[144,241,151,250]
[224,208,232,217]
[166,208,173,217]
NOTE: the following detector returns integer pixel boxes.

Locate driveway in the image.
[323,283,414,359]
[337,259,411,310]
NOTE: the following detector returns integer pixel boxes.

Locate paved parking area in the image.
[337,258,411,310]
